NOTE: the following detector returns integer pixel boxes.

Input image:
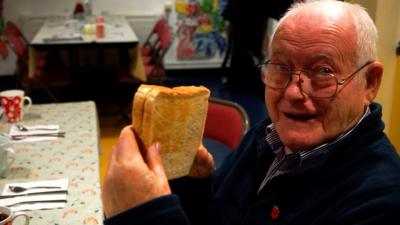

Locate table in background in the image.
[0,101,103,224]
[29,15,146,84]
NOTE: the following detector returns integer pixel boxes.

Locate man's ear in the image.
[364,61,383,105]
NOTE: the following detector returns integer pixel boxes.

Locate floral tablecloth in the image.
[0,101,103,225]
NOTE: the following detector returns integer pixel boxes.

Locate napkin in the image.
[43,33,83,42]
[0,178,68,211]
[9,124,61,143]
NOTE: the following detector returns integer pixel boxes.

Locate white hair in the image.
[269,0,377,67]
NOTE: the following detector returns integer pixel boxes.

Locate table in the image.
[29,15,146,83]
[0,101,103,224]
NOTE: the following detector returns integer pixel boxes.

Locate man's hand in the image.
[189,144,215,178]
[102,126,171,218]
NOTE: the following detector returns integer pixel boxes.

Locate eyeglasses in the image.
[260,60,373,98]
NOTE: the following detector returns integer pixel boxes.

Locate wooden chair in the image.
[4,21,71,102]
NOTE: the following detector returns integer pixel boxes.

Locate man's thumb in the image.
[146,143,168,180]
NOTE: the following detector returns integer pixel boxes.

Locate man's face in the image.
[266,13,370,152]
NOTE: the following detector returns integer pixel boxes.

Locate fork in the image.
[11,132,66,140]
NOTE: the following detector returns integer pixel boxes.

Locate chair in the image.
[4,21,71,102]
[140,18,169,57]
[117,18,173,84]
[204,97,250,149]
[203,97,250,168]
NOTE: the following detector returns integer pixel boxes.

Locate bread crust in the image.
[132,85,210,179]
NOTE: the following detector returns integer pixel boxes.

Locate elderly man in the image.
[102,1,400,224]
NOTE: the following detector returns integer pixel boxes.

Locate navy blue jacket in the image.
[105,103,400,225]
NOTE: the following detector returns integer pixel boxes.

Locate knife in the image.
[11,132,66,140]
[5,199,67,207]
[0,190,68,199]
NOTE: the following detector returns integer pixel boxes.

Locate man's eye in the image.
[277,64,290,72]
[316,67,333,75]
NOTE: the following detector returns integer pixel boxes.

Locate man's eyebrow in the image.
[270,50,286,57]
[310,53,334,61]
[269,52,334,60]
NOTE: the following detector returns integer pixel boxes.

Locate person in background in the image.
[221,0,295,96]
[102,1,400,224]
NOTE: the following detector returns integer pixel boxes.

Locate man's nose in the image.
[284,71,306,99]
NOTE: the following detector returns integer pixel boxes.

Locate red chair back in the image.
[204,98,250,149]
[3,21,28,60]
[159,29,173,50]
[8,36,27,59]
[3,21,24,37]
[153,18,168,35]
[141,18,170,56]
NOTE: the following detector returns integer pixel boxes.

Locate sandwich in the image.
[132,84,210,179]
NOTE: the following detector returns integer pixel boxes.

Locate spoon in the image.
[16,124,57,132]
[8,185,61,193]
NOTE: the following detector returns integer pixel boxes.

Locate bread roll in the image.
[132,84,210,179]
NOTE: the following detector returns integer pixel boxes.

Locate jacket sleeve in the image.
[104,195,190,225]
[170,176,213,225]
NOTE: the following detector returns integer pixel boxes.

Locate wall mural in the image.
[174,0,228,60]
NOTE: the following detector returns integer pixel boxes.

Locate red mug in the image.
[0,90,32,123]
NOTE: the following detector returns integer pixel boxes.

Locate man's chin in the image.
[279,132,323,152]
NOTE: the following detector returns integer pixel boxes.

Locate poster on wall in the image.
[174,0,227,60]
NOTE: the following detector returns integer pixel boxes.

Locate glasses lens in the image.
[306,73,338,98]
[262,62,338,98]
[262,63,290,89]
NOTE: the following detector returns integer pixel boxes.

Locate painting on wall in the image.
[174,0,227,60]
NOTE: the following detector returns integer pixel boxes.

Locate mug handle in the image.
[23,96,32,112]
[12,211,30,225]
[5,147,16,170]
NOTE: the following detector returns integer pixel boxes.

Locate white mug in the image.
[0,136,16,178]
[0,89,32,123]
[0,206,29,225]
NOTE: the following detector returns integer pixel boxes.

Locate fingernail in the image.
[155,142,161,152]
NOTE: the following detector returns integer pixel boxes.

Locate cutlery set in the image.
[0,189,67,208]
[0,179,69,210]
[7,124,65,141]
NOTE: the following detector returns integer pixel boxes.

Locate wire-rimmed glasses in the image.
[259,60,373,98]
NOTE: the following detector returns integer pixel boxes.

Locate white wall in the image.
[4,0,225,69]
[4,0,166,23]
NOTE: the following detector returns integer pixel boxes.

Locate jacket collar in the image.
[217,103,385,217]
